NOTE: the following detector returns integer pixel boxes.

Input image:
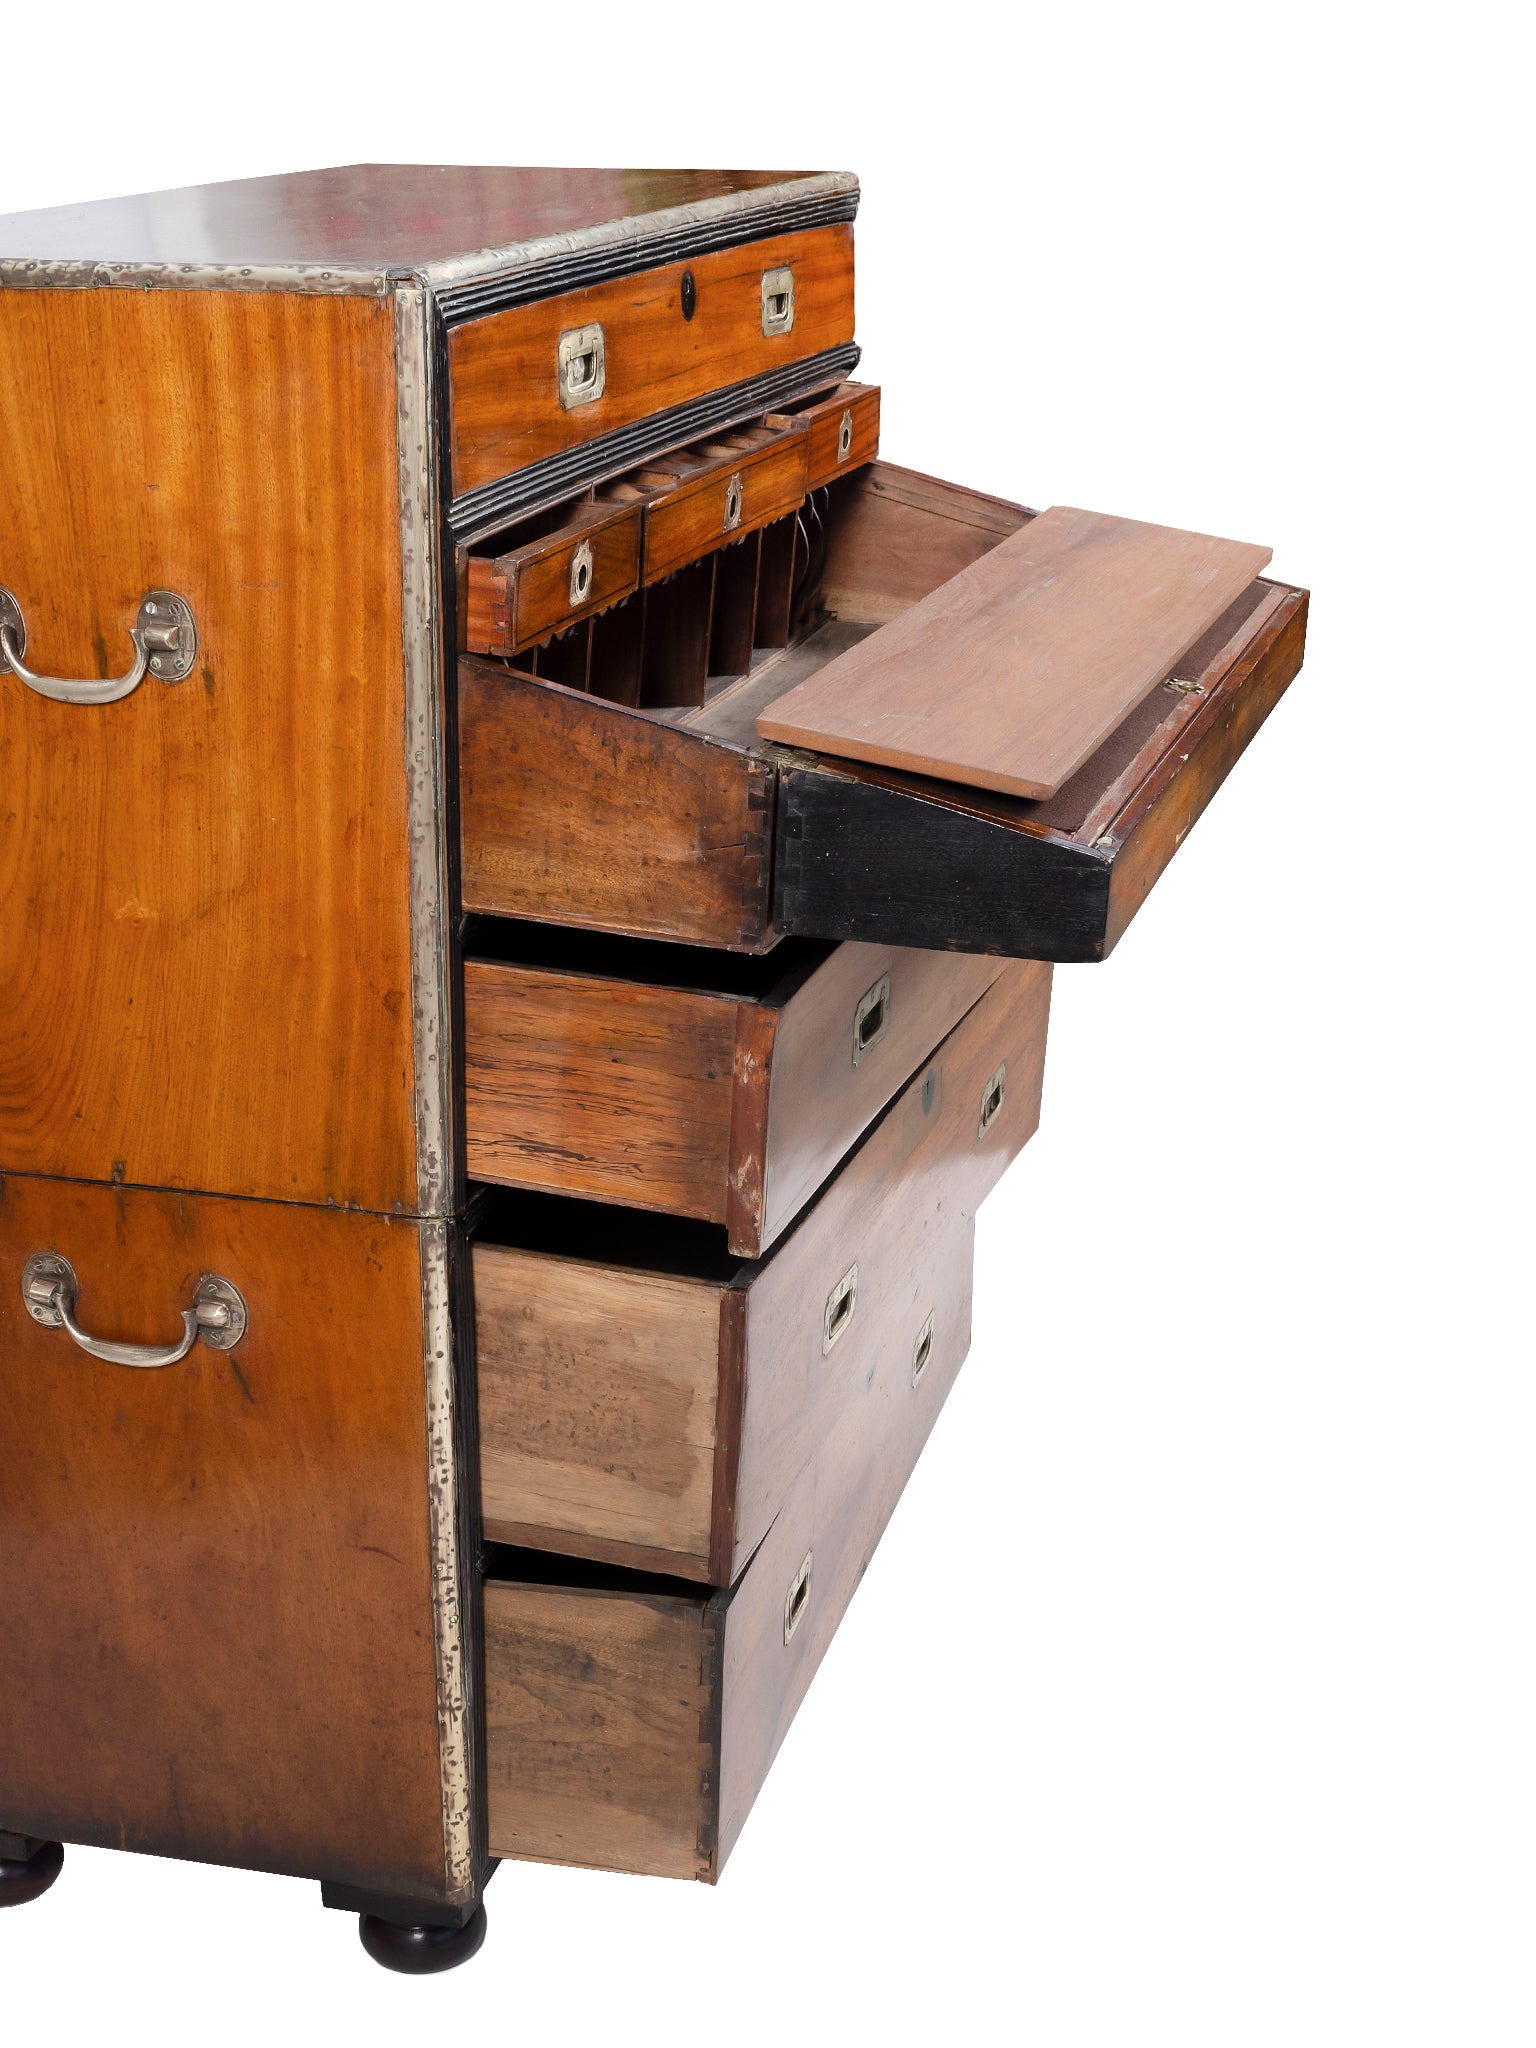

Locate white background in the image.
[2,4,1529,2042]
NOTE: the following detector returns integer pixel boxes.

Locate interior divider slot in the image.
[642,558,715,708]
[755,515,796,650]
[533,617,593,692]
[589,594,646,706]
[708,533,761,681]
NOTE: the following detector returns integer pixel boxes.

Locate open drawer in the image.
[477,966,1049,1880]
[458,459,1307,961]
[473,960,1049,1584]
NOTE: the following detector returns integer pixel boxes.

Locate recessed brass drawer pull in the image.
[851,971,891,1066]
[557,323,606,409]
[978,1061,1007,1138]
[20,1252,247,1367]
[822,1262,858,1353]
[783,1550,813,1644]
[0,587,198,704]
[760,266,795,336]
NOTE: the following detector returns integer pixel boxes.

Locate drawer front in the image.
[474,959,1051,1584]
[0,1176,452,1897]
[481,1205,979,1882]
[447,226,856,500]
[778,379,881,488]
[464,502,642,657]
[463,933,1001,1254]
[642,428,811,583]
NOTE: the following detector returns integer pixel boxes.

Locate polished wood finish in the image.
[0,166,832,272]
[774,582,1308,960]
[641,423,810,581]
[474,961,1050,1583]
[447,226,856,496]
[774,379,881,487]
[0,1175,450,1898]
[463,500,641,657]
[758,505,1272,800]
[463,933,1001,1253]
[458,659,774,947]
[0,288,418,1210]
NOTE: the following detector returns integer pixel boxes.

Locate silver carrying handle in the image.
[0,587,198,704]
[21,1253,246,1368]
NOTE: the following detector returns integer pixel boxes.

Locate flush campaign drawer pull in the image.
[851,971,891,1067]
[822,1262,858,1354]
[557,323,606,409]
[783,1550,813,1644]
[978,1061,1007,1138]
[760,266,795,336]
[21,1252,248,1368]
[0,587,198,704]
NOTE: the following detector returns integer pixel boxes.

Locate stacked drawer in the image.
[458,380,1054,1880]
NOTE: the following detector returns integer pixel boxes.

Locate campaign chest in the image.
[0,164,1306,1969]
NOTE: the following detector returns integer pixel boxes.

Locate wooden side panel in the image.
[819,462,1029,623]
[463,962,742,1221]
[759,506,1272,801]
[0,288,416,1211]
[458,659,774,948]
[0,1176,448,1896]
[483,1583,715,1881]
[475,1247,725,1576]
[448,226,856,496]
[758,940,1002,1248]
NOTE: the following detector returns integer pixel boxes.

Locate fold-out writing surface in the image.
[755,505,1272,801]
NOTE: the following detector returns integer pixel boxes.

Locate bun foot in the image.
[0,1839,64,1907]
[358,1903,487,1973]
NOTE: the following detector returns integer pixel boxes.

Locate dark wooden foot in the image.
[358,1903,488,1973]
[0,1839,64,1908]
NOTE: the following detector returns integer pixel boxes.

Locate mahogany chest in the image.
[0,164,1306,1969]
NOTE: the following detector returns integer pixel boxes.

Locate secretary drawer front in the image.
[640,422,811,583]
[772,379,881,488]
[446,225,857,501]
[464,499,642,657]
[483,1214,976,1883]
[474,959,1051,1586]
[463,927,1002,1255]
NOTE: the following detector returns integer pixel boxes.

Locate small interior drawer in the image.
[463,921,1001,1255]
[770,378,880,488]
[636,419,810,583]
[463,498,641,658]
[473,959,1050,1586]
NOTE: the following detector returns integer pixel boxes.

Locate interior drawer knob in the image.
[822,1262,858,1353]
[978,1061,1007,1138]
[20,1252,248,1367]
[851,971,891,1066]
[783,1550,813,1645]
[1,586,198,704]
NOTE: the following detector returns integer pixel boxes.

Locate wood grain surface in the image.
[473,960,1051,1584]
[0,1175,449,1896]
[458,657,775,947]
[758,504,1272,799]
[448,225,855,496]
[462,937,1000,1253]
[0,287,418,1210]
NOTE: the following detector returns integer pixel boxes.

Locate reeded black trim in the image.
[434,191,858,327]
[448,342,860,538]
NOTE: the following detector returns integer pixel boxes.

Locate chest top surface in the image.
[0,164,855,290]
